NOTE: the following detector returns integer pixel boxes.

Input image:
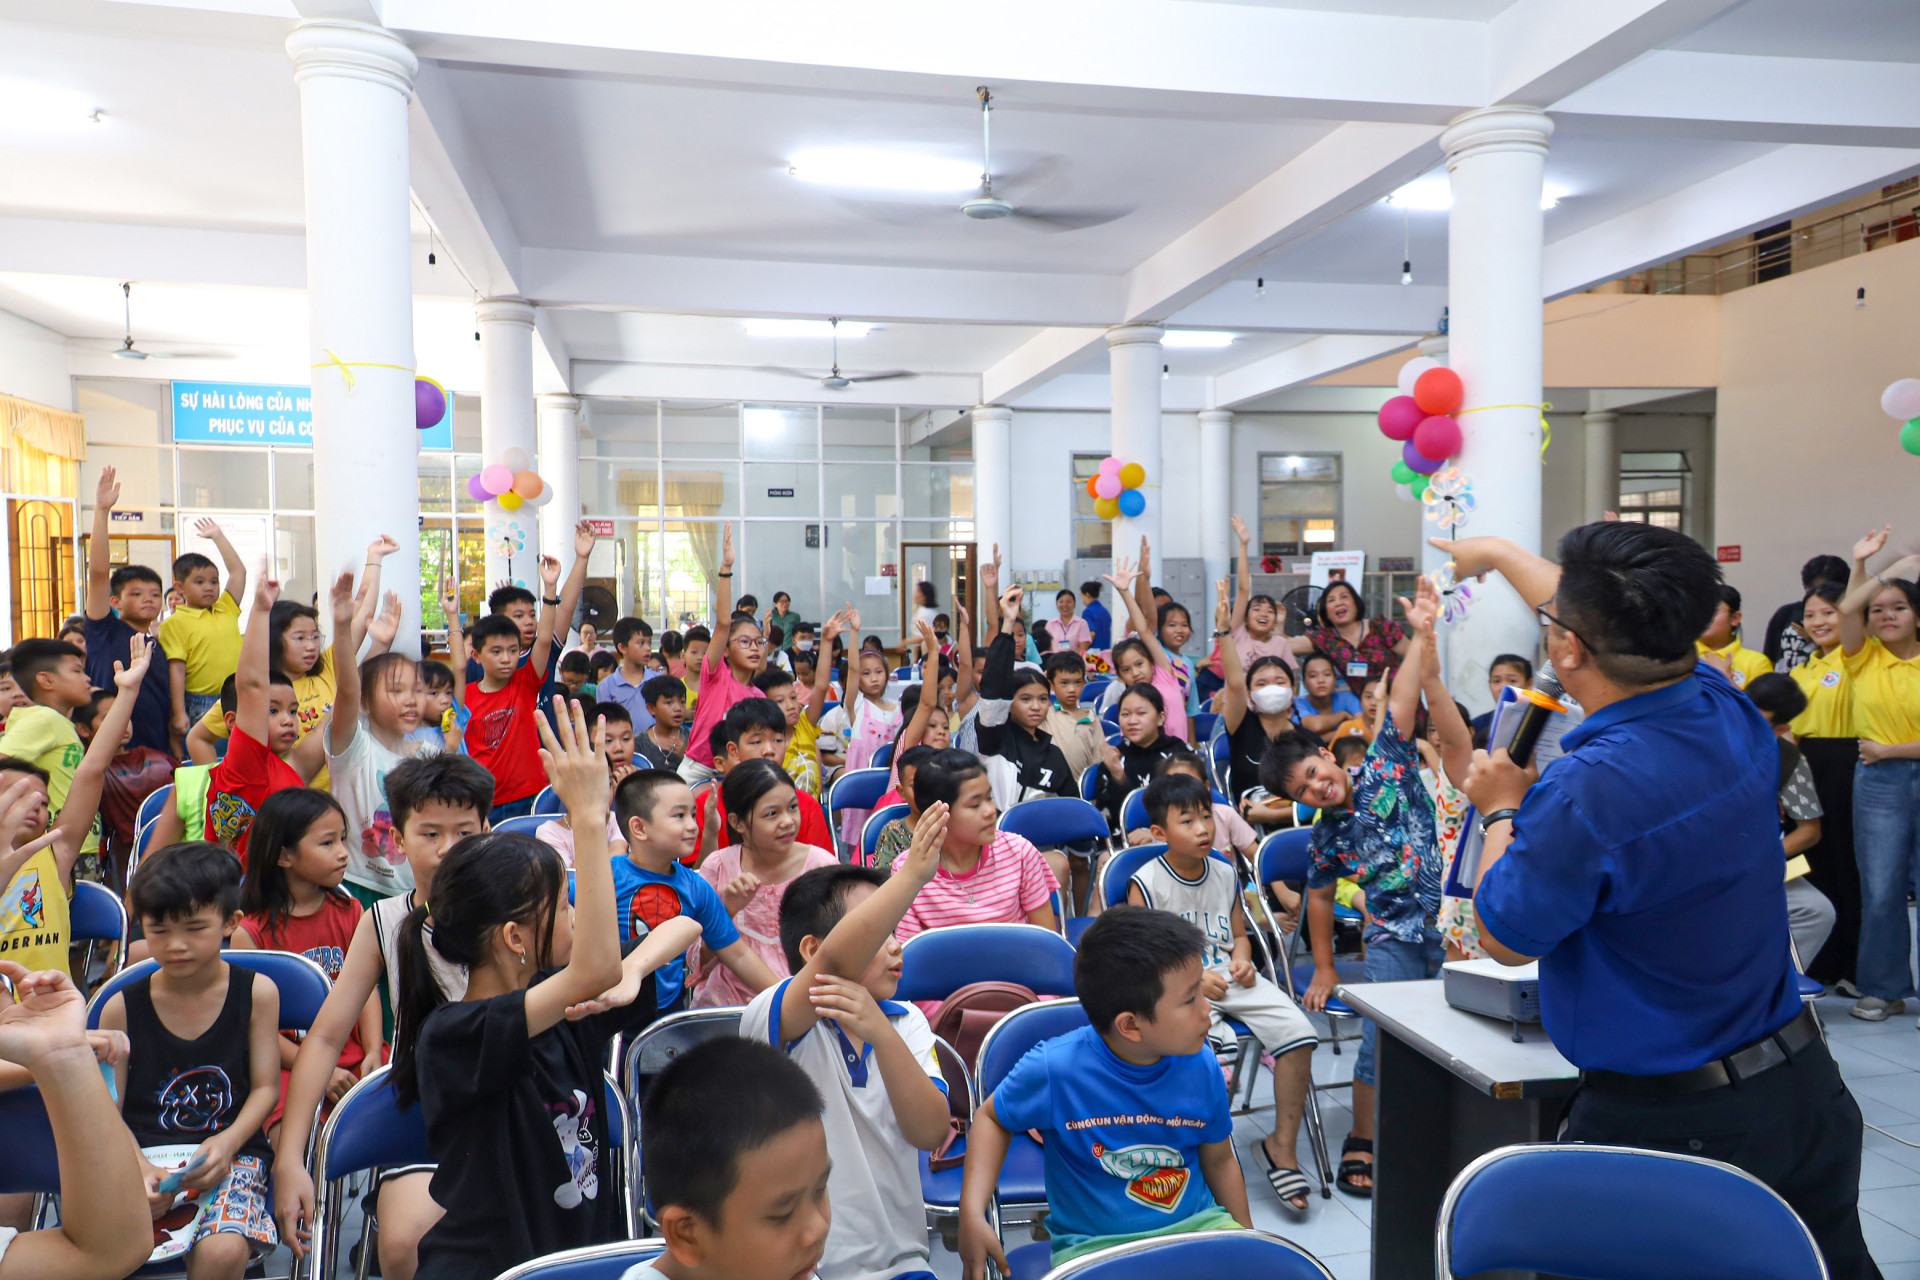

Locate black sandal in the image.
[1337,1136,1374,1199]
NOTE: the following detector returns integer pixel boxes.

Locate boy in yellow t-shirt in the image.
[0,638,105,880]
[158,517,248,745]
[1696,583,1773,690]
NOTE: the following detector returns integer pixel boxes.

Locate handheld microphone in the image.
[1489,660,1568,770]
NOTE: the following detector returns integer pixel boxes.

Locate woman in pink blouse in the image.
[1045,589,1093,655]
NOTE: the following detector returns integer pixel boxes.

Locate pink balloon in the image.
[1377,395,1424,442]
[1403,440,1444,475]
[1093,472,1123,500]
[1098,456,1123,477]
[479,464,514,496]
[1412,414,1462,461]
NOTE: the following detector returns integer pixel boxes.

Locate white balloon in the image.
[1395,482,1418,503]
[530,483,556,506]
[1881,378,1920,422]
[500,446,532,473]
[1396,357,1439,398]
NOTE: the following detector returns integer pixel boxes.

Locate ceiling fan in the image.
[756,318,916,391]
[109,282,230,361]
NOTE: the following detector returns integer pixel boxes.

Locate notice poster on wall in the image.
[171,381,454,450]
[1310,550,1366,589]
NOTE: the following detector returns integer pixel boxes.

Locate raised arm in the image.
[1230,515,1253,631]
[524,702,625,1033]
[897,619,944,753]
[361,591,402,660]
[978,544,1001,636]
[544,520,598,665]
[1214,578,1249,732]
[85,467,119,621]
[952,603,976,711]
[51,638,153,877]
[1404,576,1472,785]
[706,522,735,676]
[236,571,278,743]
[1134,536,1157,625]
[441,578,469,707]
[326,572,361,756]
[806,607,849,725]
[1103,558,1172,671]
[1428,535,1562,611]
[1839,526,1893,656]
[344,536,398,657]
[194,517,247,608]
[1386,596,1427,743]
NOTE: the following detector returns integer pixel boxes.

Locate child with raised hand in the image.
[1094,681,1184,829]
[230,788,382,1146]
[1127,772,1318,1211]
[0,961,153,1280]
[161,517,249,746]
[741,804,954,1280]
[680,524,770,788]
[0,638,104,877]
[271,754,494,1280]
[450,553,572,822]
[972,585,1078,813]
[819,606,901,847]
[1212,576,1303,805]
[959,908,1251,1280]
[1102,556,1191,743]
[397,701,704,1280]
[102,843,282,1280]
[691,759,837,1008]
[84,465,177,756]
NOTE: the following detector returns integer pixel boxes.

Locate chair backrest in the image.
[860,803,910,867]
[1439,1143,1828,1280]
[976,998,1089,1096]
[1190,712,1221,744]
[621,1007,745,1096]
[1258,828,1315,885]
[1045,1228,1335,1280]
[494,1241,667,1280]
[494,814,552,837]
[533,786,565,816]
[130,816,160,881]
[316,1065,430,1181]
[0,1085,57,1195]
[826,767,892,816]
[1119,788,1148,834]
[136,783,174,833]
[1079,764,1100,803]
[873,741,895,769]
[89,951,333,1033]
[896,924,1078,1003]
[69,879,128,946]
[997,797,1108,848]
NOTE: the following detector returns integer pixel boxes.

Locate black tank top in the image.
[121,966,273,1159]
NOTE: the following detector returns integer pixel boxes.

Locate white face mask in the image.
[795,640,813,652]
[1250,684,1294,715]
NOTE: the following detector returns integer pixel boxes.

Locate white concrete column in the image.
[1438,105,1553,691]
[478,297,539,589]
[287,20,420,654]
[1198,409,1233,594]
[537,394,583,563]
[1107,325,1164,564]
[1583,409,1617,524]
[972,405,1013,571]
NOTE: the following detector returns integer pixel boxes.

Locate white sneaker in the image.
[1851,996,1907,1022]
[1835,979,1863,1000]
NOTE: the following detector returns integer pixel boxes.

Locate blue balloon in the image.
[1117,488,1146,518]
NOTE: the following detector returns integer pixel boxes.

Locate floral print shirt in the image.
[1303,617,1408,698]
[1304,713,1440,944]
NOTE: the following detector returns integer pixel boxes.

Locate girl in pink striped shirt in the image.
[891,749,1058,940]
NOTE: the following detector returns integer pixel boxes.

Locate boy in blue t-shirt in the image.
[958,908,1251,1278]
[610,767,777,1011]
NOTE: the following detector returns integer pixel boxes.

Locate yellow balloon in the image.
[1118,462,1146,490]
[1093,496,1121,520]
[497,491,524,511]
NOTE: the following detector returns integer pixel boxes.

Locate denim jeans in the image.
[1354,923,1444,1087]
[1853,757,1920,1001]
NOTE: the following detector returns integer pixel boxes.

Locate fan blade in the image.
[751,365,831,380]
[842,371,917,383]
[1008,206,1133,233]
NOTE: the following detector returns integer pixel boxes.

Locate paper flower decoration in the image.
[1430,561,1476,627]
[489,518,528,555]
[1421,467,1476,533]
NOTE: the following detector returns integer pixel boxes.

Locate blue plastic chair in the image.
[976,1000,1090,1230]
[89,951,332,1033]
[826,767,893,861]
[896,923,1078,1004]
[70,879,129,988]
[494,1241,667,1280]
[1438,1143,1827,1280]
[1210,732,1233,796]
[873,741,895,769]
[997,796,1109,851]
[860,803,910,868]
[1190,711,1221,744]
[1258,829,1360,1027]
[494,813,553,837]
[135,783,173,834]
[533,786,565,817]
[1116,787,1227,837]
[0,1084,58,1232]
[1008,1226,1336,1280]
[1078,763,1100,804]
[1080,678,1111,703]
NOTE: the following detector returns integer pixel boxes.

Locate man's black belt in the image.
[1578,1006,1822,1097]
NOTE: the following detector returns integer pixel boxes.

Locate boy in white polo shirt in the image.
[739,802,954,1280]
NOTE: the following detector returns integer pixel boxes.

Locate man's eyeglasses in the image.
[1535,604,1593,653]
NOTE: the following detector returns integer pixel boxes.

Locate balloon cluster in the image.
[1879,379,1920,456]
[1377,356,1464,499]
[415,377,448,431]
[466,446,554,512]
[1086,457,1148,520]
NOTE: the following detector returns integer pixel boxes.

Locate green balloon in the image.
[1903,417,1920,457]
[1410,474,1431,499]
[1390,460,1416,486]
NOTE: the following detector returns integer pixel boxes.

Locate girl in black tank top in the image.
[121,966,274,1160]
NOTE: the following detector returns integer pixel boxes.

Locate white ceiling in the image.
[1668,0,1920,62]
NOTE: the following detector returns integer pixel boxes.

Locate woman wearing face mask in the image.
[1214,579,1303,804]
[1093,683,1185,830]
[1295,578,1410,700]
[1787,581,1860,991]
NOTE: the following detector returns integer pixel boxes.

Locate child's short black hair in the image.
[1043,650,1087,681]
[110,564,163,595]
[683,625,711,646]
[1143,771,1211,829]
[75,688,115,733]
[0,755,51,786]
[418,659,454,690]
[470,614,522,650]
[659,629,685,657]
[1746,672,1808,726]
[720,697,789,750]
[560,651,591,676]
[895,744,935,785]
[590,651,619,677]
[489,584,537,614]
[10,639,82,698]
[1489,653,1534,682]
[612,617,654,647]
[1716,583,1742,614]
[737,594,760,614]
[1260,730,1327,801]
[597,702,633,729]
[641,675,686,707]
[779,864,887,971]
[131,841,242,924]
[171,551,216,583]
[643,1037,824,1225]
[754,668,796,694]
[1331,736,1368,768]
[615,767,691,835]
[912,747,989,812]
[708,720,729,760]
[386,754,495,831]
[1080,581,1102,599]
[218,668,295,718]
[790,620,815,638]
[1149,747,1206,780]
[1073,906,1207,1034]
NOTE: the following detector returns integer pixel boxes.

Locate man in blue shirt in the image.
[1079,581,1112,652]
[1440,522,1877,1280]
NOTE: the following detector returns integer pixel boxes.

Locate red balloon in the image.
[1412,414,1462,461]
[1413,366,1464,416]
[1376,395,1424,442]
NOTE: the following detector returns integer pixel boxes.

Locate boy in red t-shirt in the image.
[450,552,571,820]
[206,576,323,860]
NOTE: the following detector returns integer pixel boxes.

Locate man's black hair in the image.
[1074,906,1207,1034]
[1489,653,1534,682]
[1716,583,1743,614]
[9,639,83,699]
[386,754,495,831]
[615,767,691,836]
[641,1037,824,1225]
[1802,555,1850,590]
[1259,729,1328,802]
[110,564,164,595]
[171,552,216,584]
[641,675,687,707]
[779,864,887,972]
[612,617,654,647]
[131,841,242,923]
[469,614,522,650]
[488,584,537,614]
[218,668,294,718]
[719,697,789,751]
[754,668,796,693]
[1043,650,1087,680]
[1143,771,1211,829]
[1746,673,1809,726]
[913,747,989,812]
[1079,581,1103,599]
[597,702,633,728]
[1553,521,1721,684]
[560,651,591,676]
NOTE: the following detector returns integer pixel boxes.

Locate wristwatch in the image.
[1478,808,1519,835]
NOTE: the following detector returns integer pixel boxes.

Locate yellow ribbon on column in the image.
[1455,401,1554,459]
[311,349,416,393]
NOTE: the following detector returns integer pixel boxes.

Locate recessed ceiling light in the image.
[1384,179,1566,212]
[787,147,980,193]
[1161,331,1236,349]
[744,318,872,339]
[0,81,102,132]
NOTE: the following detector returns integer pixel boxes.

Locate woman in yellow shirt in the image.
[1838,526,1920,1022]
[1787,582,1860,991]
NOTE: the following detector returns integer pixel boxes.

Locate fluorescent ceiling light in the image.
[743,318,872,339]
[1161,331,1236,349]
[0,80,102,132]
[787,147,981,193]
[1384,180,1566,212]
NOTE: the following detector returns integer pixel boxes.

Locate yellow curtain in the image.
[0,393,84,497]
[618,469,724,584]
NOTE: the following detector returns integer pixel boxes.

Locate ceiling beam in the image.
[1211,333,1419,409]
[1168,281,1447,335]
[408,59,524,297]
[980,326,1107,405]
[1486,0,1745,105]
[571,360,981,408]
[0,216,309,291]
